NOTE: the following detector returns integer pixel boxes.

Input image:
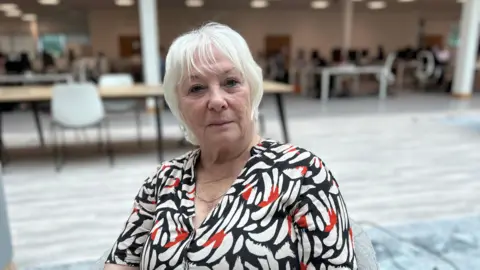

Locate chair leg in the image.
[104,120,114,167]
[97,125,103,152]
[51,124,63,172]
[134,106,142,147]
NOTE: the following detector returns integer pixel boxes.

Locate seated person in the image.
[104,22,357,269]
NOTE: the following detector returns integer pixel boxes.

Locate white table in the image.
[320,65,387,101]
[0,73,73,84]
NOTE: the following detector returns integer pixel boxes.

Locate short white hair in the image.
[163,22,264,145]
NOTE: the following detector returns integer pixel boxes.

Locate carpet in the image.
[24,215,480,270]
[442,114,480,132]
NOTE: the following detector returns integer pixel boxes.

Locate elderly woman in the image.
[105,23,357,269]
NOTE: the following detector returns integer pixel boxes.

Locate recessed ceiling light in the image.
[353,0,363,2]
[22,14,37,21]
[398,0,415,2]
[185,0,204,7]
[251,0,269,8]
[367,0,386,9]
[0,3,17,11]
[38,0,60,5]
[457,0,465,3]
[115,0,134,6]
[5,9,22,17]
[311,0,329,9]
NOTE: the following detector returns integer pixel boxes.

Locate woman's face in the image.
[177,48,253,147]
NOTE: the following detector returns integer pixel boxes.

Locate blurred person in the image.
[0,52,6,75]
[41,51,55,72]
[375,45,385,62]
[311,50,327,98]
[55,52,70,73]
[293,49,307,93]
[31,53,44,73]
[272,46,289,83]
[433,44,450,87]
[95,52,110,79]
[104,22,357,270]
[19,52,31,72]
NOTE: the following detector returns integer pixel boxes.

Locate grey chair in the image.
[95,220,378,269]
[99,74,143,146]
[0,165,14,270]
[50,83,114,171]
[351,219,379,269]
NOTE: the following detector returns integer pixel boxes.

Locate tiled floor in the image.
[2,93,480,268]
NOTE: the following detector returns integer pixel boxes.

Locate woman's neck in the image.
[198,133,261,174]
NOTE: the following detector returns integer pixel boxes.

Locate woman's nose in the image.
[207,86,228,111]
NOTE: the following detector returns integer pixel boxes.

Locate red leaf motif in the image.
[165,178,180,188]
[297,215,308,228]
[287,215,293,236]
[300,263,307,270]
[242,184,253,200]
[202,230,226,248]
[325,209,337,233]
[258,186,279,207]
[296,166,307,176]
[164,228,189,248]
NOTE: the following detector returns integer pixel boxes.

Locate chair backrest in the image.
[51,83,105,128]
[350,219,379,269]
[384,52,397,71]
[0,166,13,270]
[98,73,134,87]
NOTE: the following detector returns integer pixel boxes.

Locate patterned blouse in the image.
[106,140,357,269]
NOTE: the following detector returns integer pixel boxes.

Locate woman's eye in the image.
[188,85,204,93]
[225,78,240,88]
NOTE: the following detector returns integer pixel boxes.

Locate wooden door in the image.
[423,34,444,48]
[118,35,141,58]
[265,35,291,66]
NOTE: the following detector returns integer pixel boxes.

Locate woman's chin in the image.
[205,130,241,144]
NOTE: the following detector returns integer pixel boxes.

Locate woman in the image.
[105,22,357,269]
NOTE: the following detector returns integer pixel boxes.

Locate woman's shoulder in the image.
[256,139,321,166]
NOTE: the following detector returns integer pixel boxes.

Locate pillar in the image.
[29,20,39,54]
[452,0,480,98]
[342,0,354,51]
[138,0,160,108]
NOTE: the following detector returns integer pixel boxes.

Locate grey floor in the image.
[2,92,480,268]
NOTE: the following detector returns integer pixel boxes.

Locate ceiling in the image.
[0,0,463,22]
[0,0,463,12]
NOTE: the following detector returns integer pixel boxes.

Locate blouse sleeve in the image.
[105,169,160,266]
[292,156,357,269]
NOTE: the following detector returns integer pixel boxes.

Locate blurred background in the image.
[0,0,479,269]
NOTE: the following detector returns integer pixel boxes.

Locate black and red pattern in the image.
[106,139,357,269]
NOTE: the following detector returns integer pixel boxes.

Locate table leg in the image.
[379,71,387,100]
[31,102,45,147]
[0,110,4,165]
[274,93,290,143]
[321,72,330,102]
[154,97,163,162]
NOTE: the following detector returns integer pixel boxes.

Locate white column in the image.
[29,20,39,54]
[342,0,354,51]
[138,0,160,108]
[452,0,480,98]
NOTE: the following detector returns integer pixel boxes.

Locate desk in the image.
[0,73,73,84]
[0,81,293,164]
[320,65,387,102]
